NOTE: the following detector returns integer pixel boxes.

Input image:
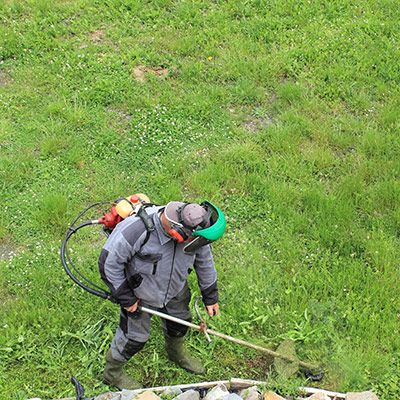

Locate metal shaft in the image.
[139,306,318,371]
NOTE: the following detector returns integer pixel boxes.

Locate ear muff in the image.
[162,207,192,242]
[166,226,188,243]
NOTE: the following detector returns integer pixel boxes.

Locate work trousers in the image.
[110,283,192,362]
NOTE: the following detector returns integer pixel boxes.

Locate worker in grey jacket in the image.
[99,201,226,390]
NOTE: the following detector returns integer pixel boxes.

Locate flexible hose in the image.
[60,220,114,302]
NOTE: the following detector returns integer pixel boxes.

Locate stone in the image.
[120,390,161,400]
[94,392,118,400]
[120,390,134,400]
[135,391,161,400]
[306,393,331,400]
[204,384,230,400]
[163,387,183,397]
[221,394,243,400]
[173,389,200,400]
[239,386,262,400]
[346,391,379,400]
[263,391,286,400]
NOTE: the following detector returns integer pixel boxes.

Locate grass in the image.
[0,0,400,399]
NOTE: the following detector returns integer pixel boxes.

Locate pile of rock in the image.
[90,382,379,400]
[31,378,378,400]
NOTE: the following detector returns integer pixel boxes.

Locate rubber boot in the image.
[103,348,141,390]
[165,334,205,374]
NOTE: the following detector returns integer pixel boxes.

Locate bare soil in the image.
[0,242,18,261]
[242,116,274,132]
[0,70,11,87]
[133,65,169,82]
[88,29,106,43]
[106,106,132,121]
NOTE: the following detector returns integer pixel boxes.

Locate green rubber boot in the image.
[103,349,141,390]
[165,334,205,374]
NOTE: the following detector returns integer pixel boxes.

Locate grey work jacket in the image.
[98,206,218,309]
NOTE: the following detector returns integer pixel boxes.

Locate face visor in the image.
[183,201,226,253]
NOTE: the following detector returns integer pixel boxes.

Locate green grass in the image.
[1,0,400,399]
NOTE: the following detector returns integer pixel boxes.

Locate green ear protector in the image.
[183,201,226,253]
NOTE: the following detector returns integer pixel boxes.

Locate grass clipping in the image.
[274,340,300,378]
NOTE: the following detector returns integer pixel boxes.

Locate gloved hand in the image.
[206,303,219,316]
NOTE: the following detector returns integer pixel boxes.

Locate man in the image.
[98,201,226,390]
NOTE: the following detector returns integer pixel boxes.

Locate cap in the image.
[164,202,210,229]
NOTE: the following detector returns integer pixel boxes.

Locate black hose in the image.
[69,202,111,227]
[70,377,85,400]
[65,243,106,293]
[60,220,114,302]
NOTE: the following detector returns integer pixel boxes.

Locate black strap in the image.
[123,206,155,301]
[136,205,155,252]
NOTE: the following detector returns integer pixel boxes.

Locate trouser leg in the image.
[110,307,151,361]
[162,284,205,374]
[161,282,192,337]
[104,307,151,389]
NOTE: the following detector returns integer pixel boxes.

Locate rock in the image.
[120,390,135,400]
[239,386,261,400]
[120,390,134,400]
[163,387,183,397]
[306,393,331,400]
[135,391,161,400]
[263,392,286,400]
[221,394,243,400]
[204,384,230,400]
[121,390,160,400]
[94,392,118,400]
[173,390,200,400]
[346,391,379,400]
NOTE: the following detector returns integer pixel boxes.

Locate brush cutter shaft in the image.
[139,306,318,371]
[140,306,200,330]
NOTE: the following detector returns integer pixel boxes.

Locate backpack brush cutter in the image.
[60,194,324,381]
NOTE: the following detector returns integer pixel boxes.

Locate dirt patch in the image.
[228,106,275,132]
[88,29,106,43]
[77,160,85,169]
[0,286,17,306]
[106,106,132,122]
[106,106,132,135]
[132,65,169,82]
[246,353,275,371]
[0,70,11,87]
[76,28,120,51]
[0,242,18,261]
[242,115,274,132]
[194,148,209,158]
